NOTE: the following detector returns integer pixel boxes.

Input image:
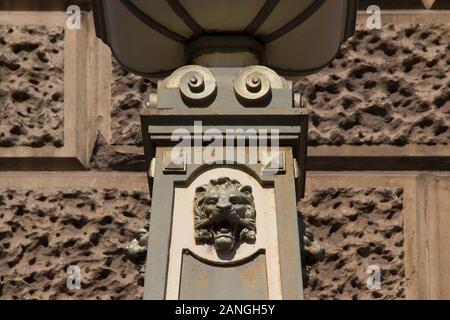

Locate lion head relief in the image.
[194,177,256,254]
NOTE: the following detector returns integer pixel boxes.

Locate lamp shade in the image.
[93,0,357,78]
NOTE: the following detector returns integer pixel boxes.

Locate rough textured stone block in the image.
[0,25,64,148]
[111,58,151,147]
[0,188,149,300]
[299,24,449,147]
[300,187,405,300]
[90,133,144,171]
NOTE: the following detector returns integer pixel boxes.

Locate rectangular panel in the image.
[180,252,269,300]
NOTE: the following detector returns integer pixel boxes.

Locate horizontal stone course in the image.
[0,173,409,300]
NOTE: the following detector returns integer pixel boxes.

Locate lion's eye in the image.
[206,199,217,205]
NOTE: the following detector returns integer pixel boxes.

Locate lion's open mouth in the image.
[213,225,237,253]
[215,228,233,238]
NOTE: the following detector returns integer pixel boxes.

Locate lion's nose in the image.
[216,200,232,213]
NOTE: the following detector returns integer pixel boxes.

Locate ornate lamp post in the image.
[92,0,357,300]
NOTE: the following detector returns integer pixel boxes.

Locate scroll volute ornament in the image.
[194,177,257,254]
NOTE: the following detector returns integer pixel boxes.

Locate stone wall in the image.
[0,8,449,300]
[0,175,409,300]
[2,12,447,170]
[300,23,450,147]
